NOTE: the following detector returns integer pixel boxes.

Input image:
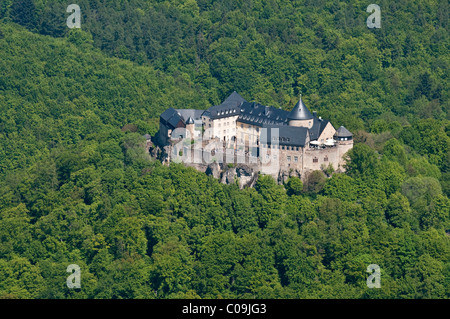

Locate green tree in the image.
[401,176,442,207]
[303,170,326,194]
[322,173,358,202]
[420,195,450,230]
[344,144,378,179]
[150,238,195,297]
[253,175,286,228]
[386,192,411,228]
[408,254,446,298]
[284,176,303,196]
[382,138,407,166]
[10,0,36,30]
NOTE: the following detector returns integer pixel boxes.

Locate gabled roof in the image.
[222,91,246,106]
[309,117,331,141]
[288,95,313,121]
[168,113,183,128]
[207,91,247,119]
[160,108,179,123]
[160,107,187,129]
[176,109,204,122]
[335,126,352,137]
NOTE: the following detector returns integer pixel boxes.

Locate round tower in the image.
[185,116,195,138]
[288,95,314,128]
[335,126,353,170]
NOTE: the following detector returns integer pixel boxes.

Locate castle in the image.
[155,91,353,183]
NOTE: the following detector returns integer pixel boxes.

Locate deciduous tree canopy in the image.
[0,0,448,299]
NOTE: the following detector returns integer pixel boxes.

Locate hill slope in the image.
[3,0,448,130]
[0,22,209,175]
[0,3,449,300]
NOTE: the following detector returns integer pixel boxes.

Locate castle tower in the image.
[288,95,314,128]
[186,116,195,139]
[335,126,353,170]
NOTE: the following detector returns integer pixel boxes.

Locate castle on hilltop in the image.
[155,91,353,183]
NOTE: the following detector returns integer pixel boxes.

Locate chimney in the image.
[313,111,317,117]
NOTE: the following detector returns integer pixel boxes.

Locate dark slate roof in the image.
[260,125,309,147]
[176,109,204,122]
[309,117,330,141]
[335,126,352,137]
[207,91,246,119]
[223,91,246,106]
[160,107,187,129]
[185,116,194,124]
[168,113,183,128]
[202,110,211,117]
[160,108,179,123]
[237,102,289,127]
[288,96,313,121]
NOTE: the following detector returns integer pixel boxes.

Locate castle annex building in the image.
[156,92,353,181]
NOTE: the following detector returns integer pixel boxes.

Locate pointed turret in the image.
[288,95,313,121]
[185,116,195,138]
[186,116,195,124]
[288,95,314,128]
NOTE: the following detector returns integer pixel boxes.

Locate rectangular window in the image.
[313,158,318,163]
[324,157,328,162]
[294,156,298,163]
[287,156,291,162]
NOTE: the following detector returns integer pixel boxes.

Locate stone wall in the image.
[303,146,340,175]
[337,140,353,168]
[151,134,352,186]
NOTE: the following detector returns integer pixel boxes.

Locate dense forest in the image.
[0,0,449,299]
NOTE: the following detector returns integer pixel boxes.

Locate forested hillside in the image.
[3,0,448,127]
[0,0,449,299]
